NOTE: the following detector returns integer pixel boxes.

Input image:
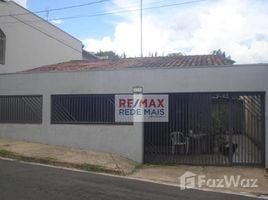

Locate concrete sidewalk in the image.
[0,138,137,174]
[0,138,267,197]
[130,165,268,196]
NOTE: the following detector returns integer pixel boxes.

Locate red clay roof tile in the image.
[22,55,235,73]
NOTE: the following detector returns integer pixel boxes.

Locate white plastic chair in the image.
[170,131,189,154]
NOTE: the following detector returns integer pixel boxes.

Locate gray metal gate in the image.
[144,92,265,166]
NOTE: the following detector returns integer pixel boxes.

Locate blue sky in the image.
[26,0,121,39]
[13,0,268,63]
[24,0,198,39]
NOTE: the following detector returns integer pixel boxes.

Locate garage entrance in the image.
[144,92,265,166]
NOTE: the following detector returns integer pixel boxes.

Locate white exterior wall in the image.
[0,1,82,73]
[0,64,267,165]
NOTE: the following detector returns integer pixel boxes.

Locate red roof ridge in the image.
[21,54,235,73]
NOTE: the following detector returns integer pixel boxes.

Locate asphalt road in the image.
[0,159,260,200]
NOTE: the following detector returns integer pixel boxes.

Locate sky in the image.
[12,0,268,64]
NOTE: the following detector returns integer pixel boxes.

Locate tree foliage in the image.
[211,49,231,59]
[211,49,235,64]
[95,51,120,59]
[167,52,185,57]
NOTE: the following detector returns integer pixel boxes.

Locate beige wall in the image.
[0,1,82,73]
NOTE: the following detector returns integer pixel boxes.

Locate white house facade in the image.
[0,56,267,168]
[0,0,82,73]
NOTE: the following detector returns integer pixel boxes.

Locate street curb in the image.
[0,150,123,175]
[0,156,267,199]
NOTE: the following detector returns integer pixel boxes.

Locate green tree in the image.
[95,51,120,59]
[167,52,185,57]
[211,49,235,64]
[211,49,229,59]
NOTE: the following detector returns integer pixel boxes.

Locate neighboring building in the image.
[0,55,267,169]
[0,0,82,73]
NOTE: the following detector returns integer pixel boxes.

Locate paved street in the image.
[0,159,259,200]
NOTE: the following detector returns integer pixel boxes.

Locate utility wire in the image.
[0,0,110,18]
[0,0,184,19]
[140,0,143,57]
[54,0,207,20]
[0,0,206,57]
[0,0,207,25]
[0,0,174,24]
[9,15,81,53]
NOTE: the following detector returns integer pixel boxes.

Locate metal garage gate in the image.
[144,92,265,166]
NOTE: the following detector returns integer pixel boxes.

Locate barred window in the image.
[0,29,6,64]
[0,95,42,123]
[51,94,115,124]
